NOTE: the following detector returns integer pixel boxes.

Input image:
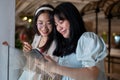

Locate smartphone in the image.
[29,48,44,59]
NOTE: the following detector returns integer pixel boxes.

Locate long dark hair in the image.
[32,4,55,52]
[53,2,86,57]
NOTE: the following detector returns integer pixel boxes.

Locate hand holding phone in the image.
[23,42,32,53]
[29,48,46,61]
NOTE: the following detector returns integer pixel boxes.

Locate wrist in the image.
[53,64,61,74]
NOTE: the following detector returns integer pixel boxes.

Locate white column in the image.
[0,0,15,80]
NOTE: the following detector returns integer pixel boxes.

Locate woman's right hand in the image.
[23,42,32,53]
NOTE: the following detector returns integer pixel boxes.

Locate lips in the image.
[42,30,48,34]
[60,30,66,35]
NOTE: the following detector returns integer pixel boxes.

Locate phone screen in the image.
[29,48,44,59]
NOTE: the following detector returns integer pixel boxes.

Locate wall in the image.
[0,0,16,80]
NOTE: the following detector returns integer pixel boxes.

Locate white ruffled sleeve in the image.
[76,32,108,67]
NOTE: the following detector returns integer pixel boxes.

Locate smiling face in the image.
[54,15,70,38]
[36,12,52,37]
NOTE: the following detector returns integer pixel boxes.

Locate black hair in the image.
[53,2,86,57]
[32,4,55,52]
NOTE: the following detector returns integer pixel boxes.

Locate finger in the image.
[23,47,28,52]
[23,46,29,52]
[23,42,31,48]
[36,62,46,71]
[23,43,32,51]
[23,42,29,45]
[24,43,32,49]
[24,45,31,51]
[23,46,31,53]
[36,64,42,69]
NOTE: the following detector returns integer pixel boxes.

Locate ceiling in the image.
[15,0,100,26]
[15,0,120,27]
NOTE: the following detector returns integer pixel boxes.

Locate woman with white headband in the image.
[19,4,60,80]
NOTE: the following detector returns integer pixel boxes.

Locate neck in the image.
[38,36,48,48]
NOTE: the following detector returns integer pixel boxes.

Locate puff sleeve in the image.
[76,32,108,67]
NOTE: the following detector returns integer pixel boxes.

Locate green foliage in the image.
[15,33,23,49]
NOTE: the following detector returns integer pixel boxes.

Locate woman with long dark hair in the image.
[19,4,59,80]
[37,2,108,80]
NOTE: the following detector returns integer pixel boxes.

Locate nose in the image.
[43,26,48,31]
[42,23,47,29]
[43,23,47,26]
[57,24,63,32]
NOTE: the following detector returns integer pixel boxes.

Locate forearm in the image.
[54,65,99,80]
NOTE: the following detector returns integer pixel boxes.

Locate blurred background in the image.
[0,0,120,80]
[15,0,120,49]
[15,1,120,79]
[15,0,120,80]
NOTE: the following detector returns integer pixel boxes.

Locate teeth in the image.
[43,30,48,33]
[43,31,48,34]
[61,30,65,34]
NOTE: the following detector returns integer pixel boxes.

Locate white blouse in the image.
[58,32,108,80]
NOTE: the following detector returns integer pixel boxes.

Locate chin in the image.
[63,32,69,38]
[42,34,48,37]
[63,35,69,38]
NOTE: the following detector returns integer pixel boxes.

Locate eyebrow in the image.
[37,19,51,22]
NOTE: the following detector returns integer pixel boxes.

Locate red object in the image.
[2,41,9,46]
[19,34,27,42]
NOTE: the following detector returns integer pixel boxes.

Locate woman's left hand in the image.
[35,55,58,73]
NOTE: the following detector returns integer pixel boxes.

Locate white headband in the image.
[35,7,53,15]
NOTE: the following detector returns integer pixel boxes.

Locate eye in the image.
[59,20,63,24]
[37,21,44,26]
[47,21,51,25]
[38,23,42,25]
[55,20,63,26]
